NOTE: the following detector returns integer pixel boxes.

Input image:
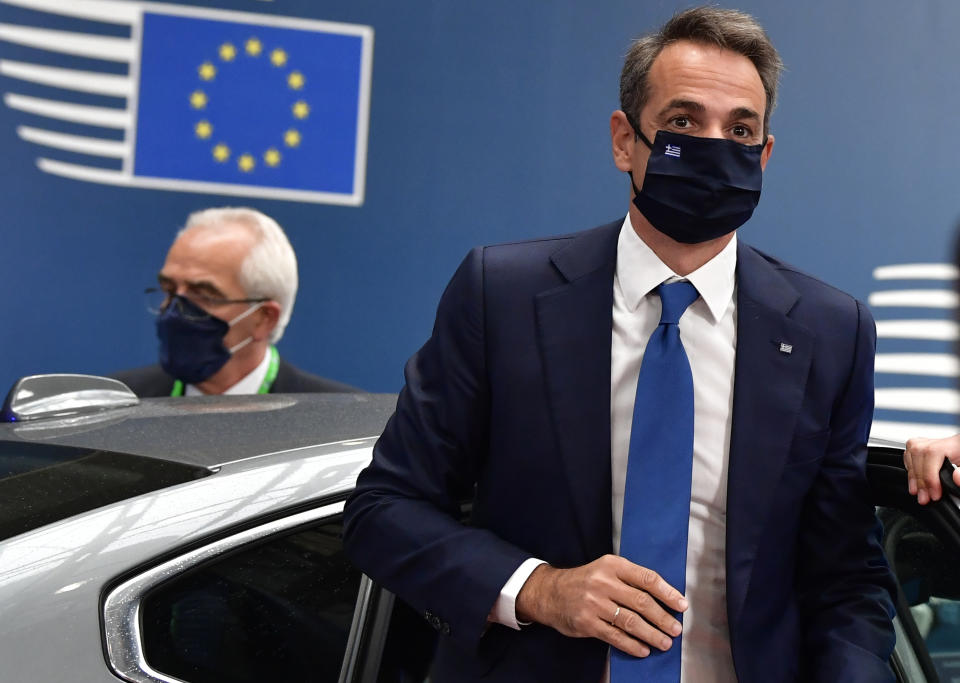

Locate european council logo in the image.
[0,0,373,205]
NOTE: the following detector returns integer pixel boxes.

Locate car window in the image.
[0,441,210,541]
[880,506,960,682]
[139,515,361,683]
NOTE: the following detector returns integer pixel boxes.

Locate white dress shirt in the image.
[184,347,272,396]
[493,216,739,683]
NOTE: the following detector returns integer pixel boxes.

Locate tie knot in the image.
[657,281,699,325]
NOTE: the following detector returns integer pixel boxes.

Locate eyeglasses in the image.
[145,287,269,321]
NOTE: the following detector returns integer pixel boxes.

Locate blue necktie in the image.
[611,280,699,682]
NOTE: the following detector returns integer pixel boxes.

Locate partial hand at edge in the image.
[514,554,687,658]
[904,434,960,505]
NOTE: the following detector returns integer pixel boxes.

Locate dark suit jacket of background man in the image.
[343,220,896,683]
[112,358,359,397]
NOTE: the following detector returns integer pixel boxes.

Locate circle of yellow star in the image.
[245,37,262,57]
[292,100,310,119]
[284,129,301,148]
[212,143,230,162]
[198,62,216,81]
[219,43,236,61]
[287,71,305,90]
[238,154,256,172]
[270,48,288,67]
[264,148,281,167]
[189,90,208,109]
[194,120,212,139]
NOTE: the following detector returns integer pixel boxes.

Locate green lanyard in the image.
[171,346,280,396]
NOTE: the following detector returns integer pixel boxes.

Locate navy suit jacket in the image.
[343,220,896,682]
[111,358,360,397]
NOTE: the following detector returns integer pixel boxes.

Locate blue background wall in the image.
[1,1,958,433]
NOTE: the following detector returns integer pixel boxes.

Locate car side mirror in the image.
[2,374,139,422]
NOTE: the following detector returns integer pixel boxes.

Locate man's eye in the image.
[671,116,690,128]
[732,124,751,138]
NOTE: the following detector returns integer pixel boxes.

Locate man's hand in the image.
[904,434,960,505]
[514,555,687,658]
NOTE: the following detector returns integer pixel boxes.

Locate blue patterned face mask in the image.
[156,295,262,384]
[628,123,765,244]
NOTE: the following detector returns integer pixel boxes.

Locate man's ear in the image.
[253,302,281,341]
[760,133,775,170]
[610,110,637,173]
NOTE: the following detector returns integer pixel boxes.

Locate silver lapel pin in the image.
[779,342,793,355]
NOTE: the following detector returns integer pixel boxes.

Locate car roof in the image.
[0,392,397,469]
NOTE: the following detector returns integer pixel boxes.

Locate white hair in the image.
[180,207,298,343]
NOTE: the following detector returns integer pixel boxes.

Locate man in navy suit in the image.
[344,7,895,682]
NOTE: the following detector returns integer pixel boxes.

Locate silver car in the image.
[0,375,958,682]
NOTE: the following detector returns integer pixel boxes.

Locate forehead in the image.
[645,39,766,116]
[161,222,256,293]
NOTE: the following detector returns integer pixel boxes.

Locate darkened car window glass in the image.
[141,515,360,683]
[880,507,960,681]
[0,441,211,541]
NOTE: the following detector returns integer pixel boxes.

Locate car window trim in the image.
[890,614,933,683]
[340,574,376,683]
[102,500,346,683]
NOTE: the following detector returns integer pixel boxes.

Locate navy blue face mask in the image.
[628,124,765,244]
[156,295,261,385]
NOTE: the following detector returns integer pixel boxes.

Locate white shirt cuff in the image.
[489,557,547,630]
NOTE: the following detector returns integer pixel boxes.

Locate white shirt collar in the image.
[184,346,272,396]
[615,214,737,323]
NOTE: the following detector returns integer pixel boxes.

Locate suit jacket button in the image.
[441,623,451,636]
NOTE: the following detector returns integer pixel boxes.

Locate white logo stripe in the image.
[871,420,958,441]
[18,126,129,158]
[37,158,365,206]
[3,93,133,128]
[875,353,960,377]
[873,263,959,280]
[875,388,960,414]
[868,289,959,308]
[875,320,958,341]
[0,61,134,97]
[0,0,140,25]
[0,23,135,62]
[4,93,131,128]
[2,0,374,37]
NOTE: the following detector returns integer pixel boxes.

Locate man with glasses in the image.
[113,207,357,397]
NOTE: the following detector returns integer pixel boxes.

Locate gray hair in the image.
[181,207,298,343]
[620,6,783,137]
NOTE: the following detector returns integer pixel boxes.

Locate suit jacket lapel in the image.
[726,242,814,629]
[534,222,620,560]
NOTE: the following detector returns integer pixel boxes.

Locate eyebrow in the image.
[657,99,706,117]
[657,100,761,123]
[156,272,227,299]
[729,106,761,122]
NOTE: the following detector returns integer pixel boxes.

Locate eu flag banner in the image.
[0,0,374,205]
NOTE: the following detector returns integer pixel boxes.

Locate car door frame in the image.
[867,442,960,683]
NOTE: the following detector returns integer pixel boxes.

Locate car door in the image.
[103,498,373,683]
[868,440,960,683]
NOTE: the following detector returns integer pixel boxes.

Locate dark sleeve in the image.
[109,366,174,398]
[271,361,364,393]
[342,247,531,649]
[797,300,897,682]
